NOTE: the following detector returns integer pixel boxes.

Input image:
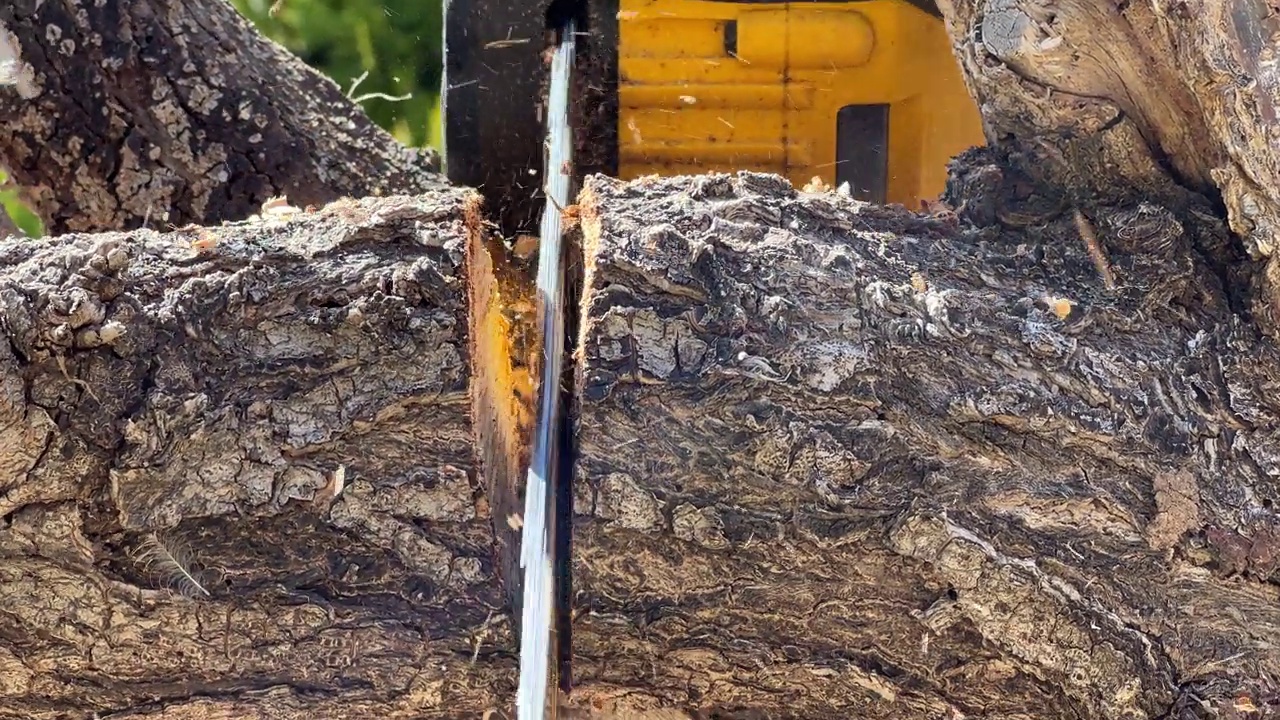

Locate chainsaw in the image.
[441,2,986,717]
[513,20,576,720]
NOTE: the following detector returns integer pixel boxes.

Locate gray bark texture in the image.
[0,0,445,235]
[567,172,1280,719]
[0,192,519,719]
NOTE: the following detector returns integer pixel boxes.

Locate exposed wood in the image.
[466,223,539,628]
[0,192,518,719]
[0,0,446,235]
[568,172,1280,719]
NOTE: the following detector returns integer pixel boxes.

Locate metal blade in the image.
[517,19,576,720]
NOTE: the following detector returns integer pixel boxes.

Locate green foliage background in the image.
[231,0,445,150]
[0,170,44,237]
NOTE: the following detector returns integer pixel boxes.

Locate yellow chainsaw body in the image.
[616,0,985,206]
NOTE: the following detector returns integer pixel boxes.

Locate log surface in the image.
[568,171,1280,719]
[0,192,515,719]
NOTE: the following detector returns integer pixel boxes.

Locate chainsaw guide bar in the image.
[517,19,577,720]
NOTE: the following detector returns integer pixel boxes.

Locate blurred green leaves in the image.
[0,169,42,238]
[231,0,444,149]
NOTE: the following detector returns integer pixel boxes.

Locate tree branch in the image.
[0,0,444,235]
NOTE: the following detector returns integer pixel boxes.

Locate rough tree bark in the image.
[933,0,1280,336]
[10,170,1280,719]
[0,193,519,718]
[557,172,1280,719]
[0,0,445,235]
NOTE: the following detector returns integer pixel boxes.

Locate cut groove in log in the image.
[466,222,540,627]
[464,215,585,671]
[0,193,517,719]
[566,171,1280,719]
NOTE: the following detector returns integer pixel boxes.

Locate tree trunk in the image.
[9,170,1278,719]
[934,0,1280,338]
[558,172,1280,719]
[0,192,520,719]
[0,0,444,235]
